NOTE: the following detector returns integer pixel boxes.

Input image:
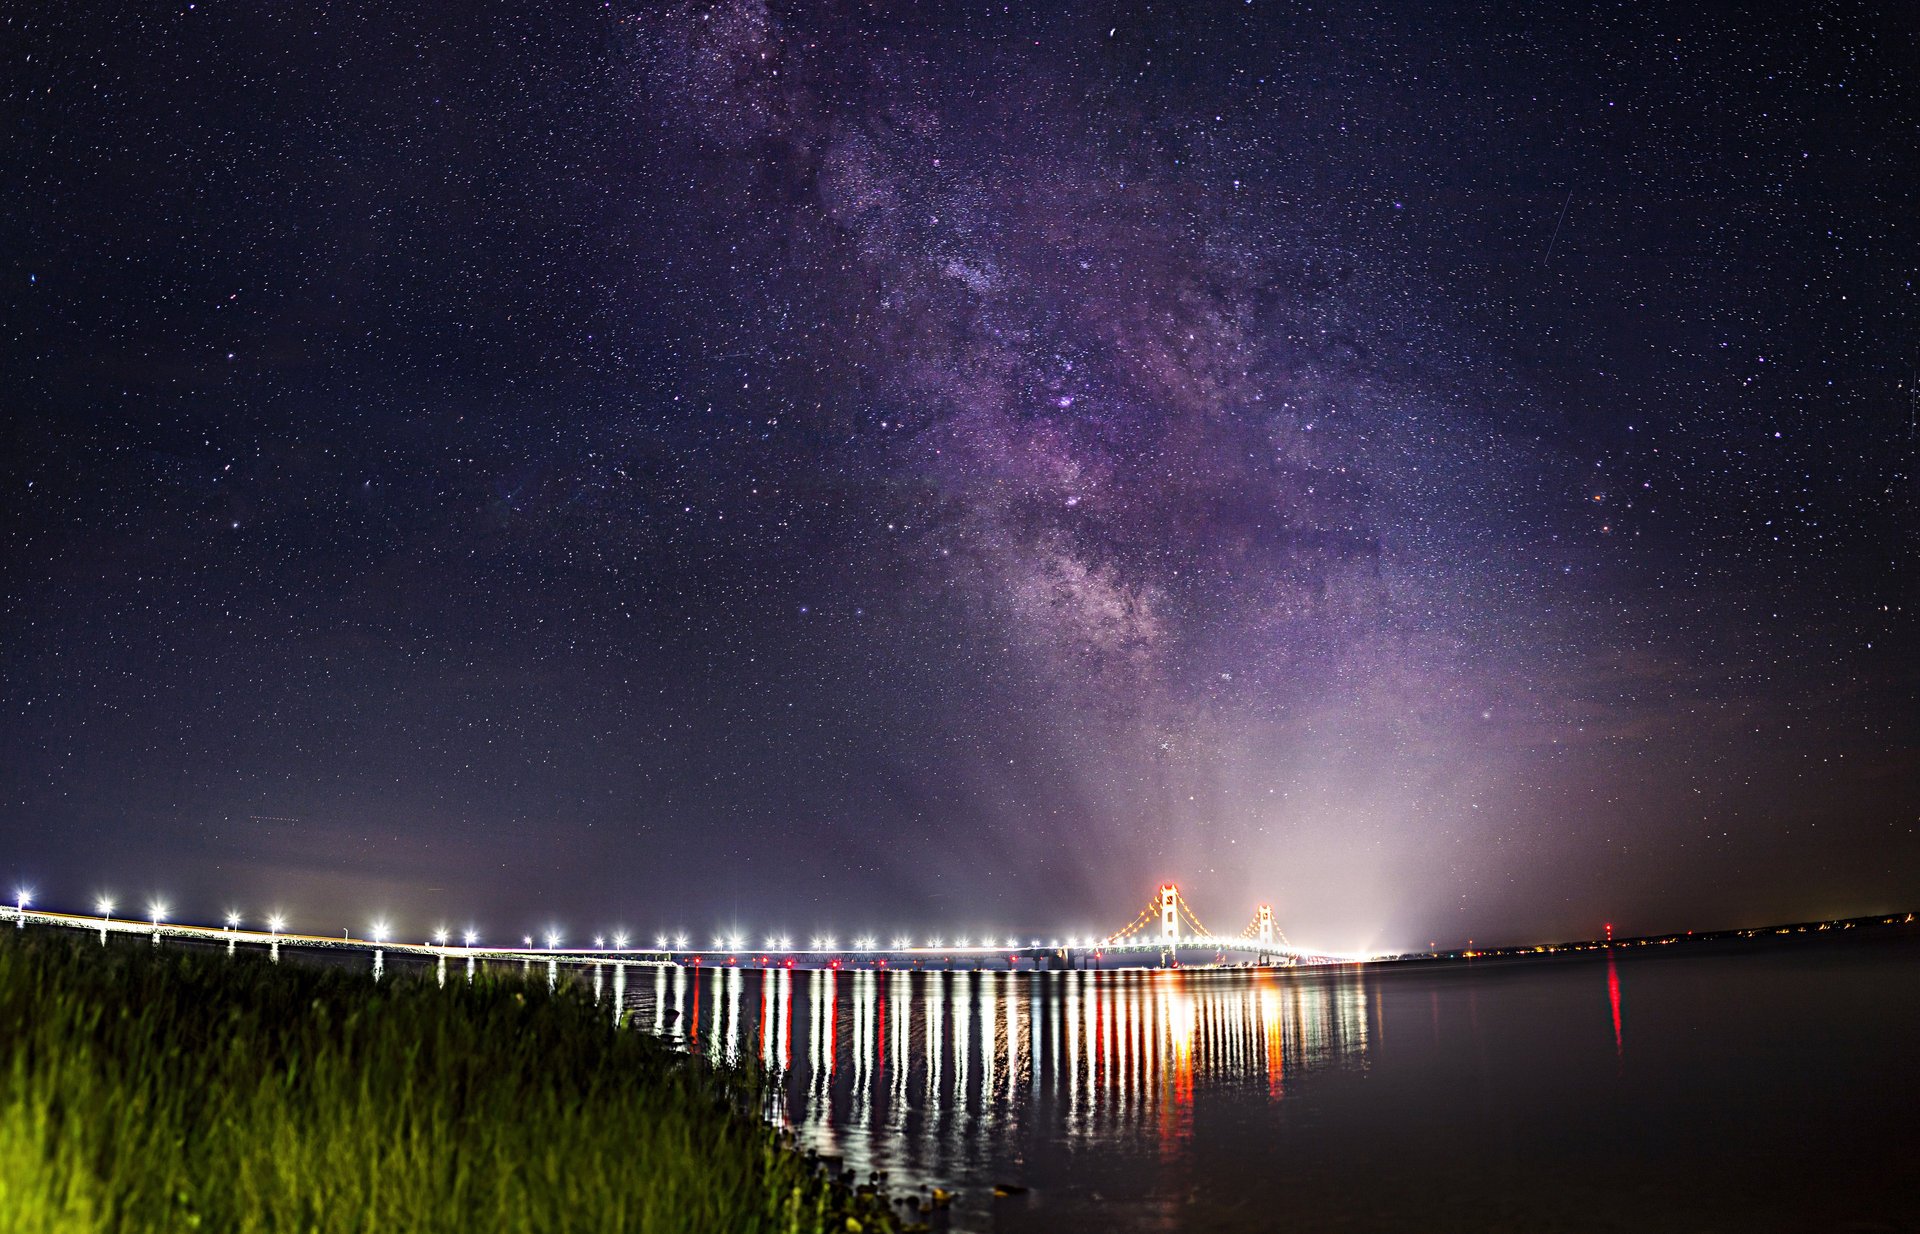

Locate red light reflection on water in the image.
[1606,950,1623,1057]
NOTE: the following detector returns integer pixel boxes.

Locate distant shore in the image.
[1391,909,1919,965]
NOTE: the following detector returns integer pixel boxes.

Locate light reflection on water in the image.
[618,965,1370,1227]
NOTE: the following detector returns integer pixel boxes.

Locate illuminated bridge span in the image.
[3,882,1370,968]
[1096,884,1355,965]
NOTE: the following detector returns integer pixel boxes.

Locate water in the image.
[616,934,1920,1232]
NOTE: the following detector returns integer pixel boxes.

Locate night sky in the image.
[4,1,1914,953]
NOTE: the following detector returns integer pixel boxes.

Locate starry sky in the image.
[3,0,1914,952]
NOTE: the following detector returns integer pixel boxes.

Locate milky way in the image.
[2,1,1912,949]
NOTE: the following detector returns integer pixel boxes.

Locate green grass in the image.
[0,931,899,1233]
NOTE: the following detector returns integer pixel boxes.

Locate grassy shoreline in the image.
[0,931,900,1233]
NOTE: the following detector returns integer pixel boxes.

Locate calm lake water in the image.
[609,933,1918,1233]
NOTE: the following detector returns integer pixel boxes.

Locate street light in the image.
[267,913,285,937]
[545,930,561,950]
[594,935,606,950]
[613,932,629,950]
[463,929,477,948]
[226,911,241,931]
[370,920,390,944]
[14,887,29,929]
[433,927,450,947]
[149,900,167,934]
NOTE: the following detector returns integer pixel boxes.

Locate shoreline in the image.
[0,929,910,1234]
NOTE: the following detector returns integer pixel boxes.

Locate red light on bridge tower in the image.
[1604,921,1614,943]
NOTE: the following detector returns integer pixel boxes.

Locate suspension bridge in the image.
[2,882,1371,968]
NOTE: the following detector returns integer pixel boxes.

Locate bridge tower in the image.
[1160,884,1180,942]
[1257,904,1275,946]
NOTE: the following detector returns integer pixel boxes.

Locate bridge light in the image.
[149,900,167,926]
[654,935,667,949]
[893,935,911,949]
[545,930,561,950]
[594,936,606,949]
[225,910,241,930]
[674,933,688,949]
[97,896,115,919]
[267,913,285,936]
[614,932,630,950]
[957,936,970,948]
[778,936,790,950]
[523,935,534,949]
[464,929,478,947]
[433,927,450,946]
[370,920,389,944]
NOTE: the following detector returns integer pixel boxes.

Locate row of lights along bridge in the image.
[10,883,1326,961]
[10,887,1126,953]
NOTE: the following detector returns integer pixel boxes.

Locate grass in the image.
[0,930,900,1234]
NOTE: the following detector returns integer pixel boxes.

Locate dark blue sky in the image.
[3,0,1913,951]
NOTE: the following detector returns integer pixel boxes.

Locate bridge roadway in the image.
[6,908,1360,968]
